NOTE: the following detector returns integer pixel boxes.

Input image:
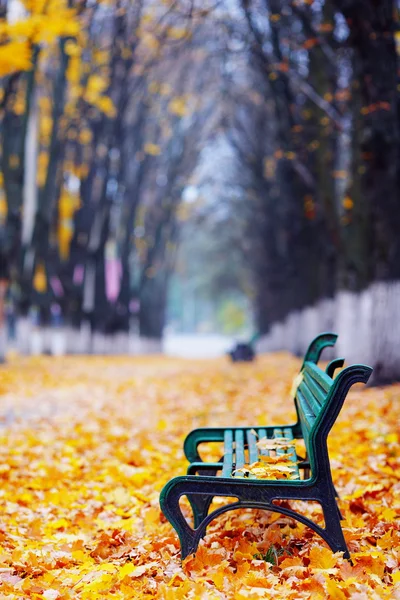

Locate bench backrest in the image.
[295,360,372,477]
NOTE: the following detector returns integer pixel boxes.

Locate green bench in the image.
[159,333,372,559]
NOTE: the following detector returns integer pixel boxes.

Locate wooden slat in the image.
[296,389,316,430]
[235,429,245,470]
[283,428,294,442]
[258,428,268,456]
[273,428,284,456]
[283,427,297,464]
[302,371,327,407]
[283,428,294,441]
[222,430,233,477]
[274,427,300,479]
[303,361,332,393]
[247,429,258,464]
[298,381,320,417]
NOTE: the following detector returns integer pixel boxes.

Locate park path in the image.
[0,333,236,426]
[164,333,235,358]
[0,354,398,598]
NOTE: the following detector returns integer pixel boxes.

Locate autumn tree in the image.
[228,0,400,380]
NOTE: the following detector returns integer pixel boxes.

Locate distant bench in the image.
[160,333,372,559]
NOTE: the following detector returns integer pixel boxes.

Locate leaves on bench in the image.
[234,455,300,480]
[256,436,295,451]
[290,372,304,397]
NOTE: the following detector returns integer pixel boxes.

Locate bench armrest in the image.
[325,358,345,378]
[302,332,337,368]
[187,462,223,475]
[183,425,299,463]
[184,428,227,463]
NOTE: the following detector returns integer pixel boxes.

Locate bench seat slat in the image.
[283,428,298,467]
[273,428,284,456]
[275,427,299,478]
[283,427,294,440]
[222,430,233,478]
[235,429,245,470]
[247,429,258,464]
[258,428,268,456]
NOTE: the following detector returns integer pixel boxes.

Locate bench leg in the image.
[328,481,344,519]
[161,477,350,561]
[321,494,349,558]
[336,501,344,521]
[160,478,198,559]
[188,494,214,529]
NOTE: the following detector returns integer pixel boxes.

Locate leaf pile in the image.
[235,455,299,480]
[0,353,398,598]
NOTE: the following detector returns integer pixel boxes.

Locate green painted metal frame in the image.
[159,333,373,560]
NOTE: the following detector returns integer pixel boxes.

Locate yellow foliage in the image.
[67,56,81,85]
[141,32,160,52]
[3,10,79,45]
[38,96,52,112]
[168,96,188,117]
[0,0,81,81]
[0,195,7,223]
[395,31,400,55]
[58,189,80,259]
[0,41,31,77]
[144,143,161,156]
[95,96,116,117]
[13,95,26,116]
[79,128,93,145]
[84,75,107,104]
[58,221,73,260]
[33,263,47,293]
[64,40,80,57]
[0,355,397,597]
[0,338,400,600]
[167,26,189,40]
[40,115,53,140]
[342,196,354,210]
[37,151,49,187]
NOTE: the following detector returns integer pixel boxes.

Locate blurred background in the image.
[0,0,399,380]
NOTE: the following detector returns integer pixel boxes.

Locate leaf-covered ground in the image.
[0,354,399,599]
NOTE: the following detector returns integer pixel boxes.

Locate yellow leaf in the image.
[119,562,137,578]
[309,546,338,570]
[95,96,116,117]
[144,143,161,156]
[326,579,347,600]
[290,372,304,397]
[0,41,31,76]
[168,96,188,117]
[79,128,93,145]
[342,196,354,210]
[33,263,47,293]
[392,571,400,583]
